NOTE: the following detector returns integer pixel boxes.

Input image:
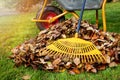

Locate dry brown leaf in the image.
[9,55,15,59]
[92,34,98,40]
[52,58,61,67]
[109,50,115,57]
[22,75,31,80]
[105,55,111,63]
[59,68,66,72]
[69,70,76,75]
[91,68,97,73]
[97,65,106,70]
[115,52,120,61]
[61,34,67,38]
[84,35,90,40]
[86,27,94,31]
[73,58,80,65]
[71,68,81,74]
[109,62,118,67]
[65,62,72,69]
[39,29,48,35]
[40,58,46,64]
[85,64,93,72]
[11,48,19,54]
[100,35,105,39]
[77,64,83,69]
[46,62,54,70]
[44,56,50,61]
[21,57,27,62]
[31,64,38,70]
[30,54,34,61]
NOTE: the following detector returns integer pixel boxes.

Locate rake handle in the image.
[76,0,86,33]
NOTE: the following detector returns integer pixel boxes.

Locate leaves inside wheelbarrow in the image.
[10,17,120,74]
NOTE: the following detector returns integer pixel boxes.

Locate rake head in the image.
[40,38,106,63]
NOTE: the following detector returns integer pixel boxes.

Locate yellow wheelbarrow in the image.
[32,0,107,32]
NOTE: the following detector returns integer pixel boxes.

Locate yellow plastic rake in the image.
[41,0,106,63]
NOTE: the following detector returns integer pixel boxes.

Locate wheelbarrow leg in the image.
[96,10,99,28]
[71,12,79,19]
[102,0,107,32]
[38,0,48,19]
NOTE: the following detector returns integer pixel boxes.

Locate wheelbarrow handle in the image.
[76,0,86,33]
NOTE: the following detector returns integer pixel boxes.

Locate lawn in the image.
[0,2,120,80]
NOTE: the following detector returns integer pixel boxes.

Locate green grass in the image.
[0,2,120,80]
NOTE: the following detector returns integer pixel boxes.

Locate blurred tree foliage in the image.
[16,0,42,12]
[3,0,119,12]
[3,0,53,12]
[15,0,57,12]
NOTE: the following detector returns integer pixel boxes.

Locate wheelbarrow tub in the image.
[56,0,103,11]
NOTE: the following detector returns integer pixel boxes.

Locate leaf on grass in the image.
[31,64,38,70]
[59,68,66,72]
[22,75,31,80]
[11,48,19,54]
[9,55,15,59]
[91,68,97,73]
[97,65,106,70]
[71,68,81,74]
[39,29,48,35]
[69,70,76,75]
[109,62,118,67]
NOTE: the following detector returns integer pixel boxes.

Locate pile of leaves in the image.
[10,17,120,74]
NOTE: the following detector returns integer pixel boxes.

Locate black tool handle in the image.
[76,0,86,33]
